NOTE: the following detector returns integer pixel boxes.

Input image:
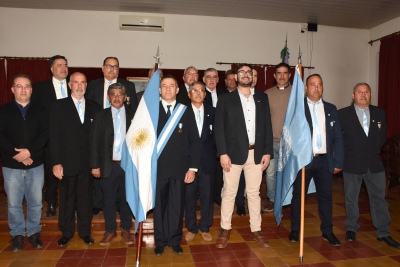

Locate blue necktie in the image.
[60,82,66,98]
[312,102,322,149]
[211,91,216,107]
[114,109,121,153]
[361,109,369,136]
[106,81,112,108]
[77,101,84,123]
[166,105,171,118]
[197,109,202,136]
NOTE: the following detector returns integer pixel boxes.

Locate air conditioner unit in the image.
[119,15,165,32]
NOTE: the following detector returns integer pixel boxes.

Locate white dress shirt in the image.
[191,103,204,137]
[238,88,256,145]
[112,106,126,161]
[103,78,117,108]
[206,87,218,108]
[52,77,68,100]
[307,97,327,154]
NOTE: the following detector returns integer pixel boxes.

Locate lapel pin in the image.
[178,123,183,133]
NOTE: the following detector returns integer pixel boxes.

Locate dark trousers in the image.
[154,177,185,247]
[92,178,103,209]
[58,173,93,239]
[185,169,215,233]
[43,146,58,205]
[100,163,132,233]
[290,155,333,234]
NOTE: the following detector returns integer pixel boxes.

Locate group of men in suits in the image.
[2,54,399,255]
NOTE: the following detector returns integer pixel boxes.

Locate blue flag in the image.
[273,66,313,226]
[121,70,160,233]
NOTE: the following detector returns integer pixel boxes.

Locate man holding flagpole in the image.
[288,74,343,246]
[154,75,201,256]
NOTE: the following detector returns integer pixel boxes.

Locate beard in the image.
[238,78,252,87]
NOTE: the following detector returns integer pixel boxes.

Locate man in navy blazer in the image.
[338,83,400,248]
[289,74,344,246]
[50,72,101,247]
[184,81,217,243]
[215,64,273,249]
[85,57,138,215]
[32,55,70,217]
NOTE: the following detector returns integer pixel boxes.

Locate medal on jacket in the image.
[209,124,213,134]
[178,123,183,133]
[126,96,130,106]
[377,122,381,131]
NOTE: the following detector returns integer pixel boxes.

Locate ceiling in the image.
[1,0,400,29]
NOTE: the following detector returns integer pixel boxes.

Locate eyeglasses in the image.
[185,72,198,77]
[104,64,119,70]
[13,84,32,90]
[190,89,205,94]
[205,76,218,80]
[237,70,253,76]
[109,93,126,98]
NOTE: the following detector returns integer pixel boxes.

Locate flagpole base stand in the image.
[299,256,303,265]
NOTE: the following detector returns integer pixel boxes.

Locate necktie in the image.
[106,81,112,108]
[211,91,216,107]
[77,100,84,123]
[197,109,202,136]
[361,109,369,136]
[60,82,66,98]
[114,109,121,153]
[166,105,171,118]
[312,102,322,149]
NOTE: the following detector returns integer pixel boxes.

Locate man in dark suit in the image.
[32,55,70,217]
[90,83,135,246]
[224,69,237,93]
[177,66,212,106]
[85,56,138,215]
[339,82,400,248]
[289,74,344,246]
[154,75,200,256]
[215,64,273,249]
[203,68,225,108]
[184,81,216,243]
[50,72,101,247]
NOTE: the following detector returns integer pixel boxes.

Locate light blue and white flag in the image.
[121,70,160,233]
[274,66,313,226]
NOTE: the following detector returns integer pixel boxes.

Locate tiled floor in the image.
[0,175,399,266]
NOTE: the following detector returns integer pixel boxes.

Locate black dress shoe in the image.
[28,233,43,249]
[322,233,341,246]
[236,205,246,216]
[171,245,183,254]
[288,231,299,242]
[83,236,94,245]
[377,236,400,248]
[57,236,70,247]
[46,203,58,217]
[92,208,101,215]
[11,235,24,252]
[345,231,356,241]
[154,246,165,256]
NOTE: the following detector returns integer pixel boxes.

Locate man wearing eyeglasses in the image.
[263,63,292,213]
[86,57,138,215]
[32,55,70,218]
[184,81,216,243]
[0,74,48,252]
[89,83,135,246]
[177,66,211,106]
[215,64,273,248]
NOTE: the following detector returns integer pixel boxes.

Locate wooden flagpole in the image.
[135,46,161,267]
[298,47,305,265]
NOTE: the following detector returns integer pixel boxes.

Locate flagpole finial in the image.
[298,45,302,64]
[154,46,161,65]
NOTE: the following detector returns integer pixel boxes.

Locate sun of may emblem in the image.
[130,128,152,150]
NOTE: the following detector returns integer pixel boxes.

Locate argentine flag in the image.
[121,70,160,232]
[274,66,313,226]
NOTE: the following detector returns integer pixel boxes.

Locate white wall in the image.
[0,7,370,108]
[369,16,400,105]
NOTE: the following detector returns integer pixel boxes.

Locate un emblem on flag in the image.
[130,128,152,150]
[278,125,291,171]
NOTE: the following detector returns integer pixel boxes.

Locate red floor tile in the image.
[192,252,216,262]
[102,256,126,266]
[83,248,106,258]
[189,244,212,253]
[233,249,258,259]
[56,258,80,267]
[311,263,336,267]
[195,262,219,267]
[212,251,235,261]
[61,249,85,259]
[239,258,265,267]
[78,257,105,267]
[105,248,127,257]
[227,242,250,251]
[320,250,348,261]
[216,259,242,267]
